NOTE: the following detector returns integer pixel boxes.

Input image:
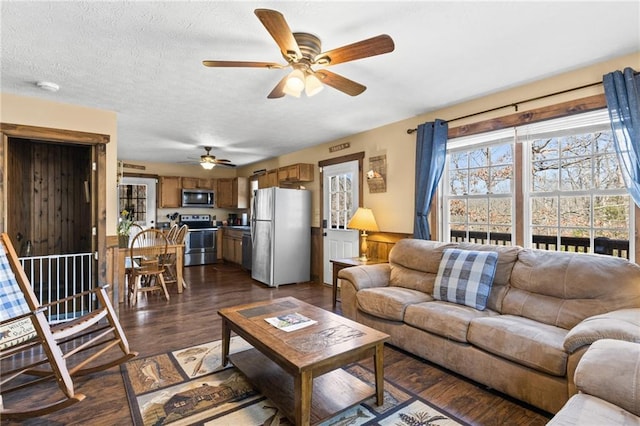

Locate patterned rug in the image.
[121,337,467,425]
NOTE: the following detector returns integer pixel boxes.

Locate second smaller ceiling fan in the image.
[199,146,236,169]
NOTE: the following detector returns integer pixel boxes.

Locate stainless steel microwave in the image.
[181,189,215,207]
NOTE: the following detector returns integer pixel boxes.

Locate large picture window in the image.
[442,110,633,258]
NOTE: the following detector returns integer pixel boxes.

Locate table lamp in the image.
[347,207,379,261]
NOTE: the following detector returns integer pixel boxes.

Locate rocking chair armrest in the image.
[38,285,110,310]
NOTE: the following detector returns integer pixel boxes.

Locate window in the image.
[442,110,633,258]
[445,130,515,245]
[328,173,354,229]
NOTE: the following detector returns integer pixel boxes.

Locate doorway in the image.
[6,138,93,256]
[118,176,157,229]
[1,123,108,316]
[319,153,364,285]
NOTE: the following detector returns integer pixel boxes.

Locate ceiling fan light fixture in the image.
[305,73,323,97]
[200,161,215,170]
[285,69,305,93]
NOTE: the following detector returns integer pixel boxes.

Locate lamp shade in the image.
[347,208,379,232]
[200,161,215,170]
[305,73,324,97]
[284,68,305,97]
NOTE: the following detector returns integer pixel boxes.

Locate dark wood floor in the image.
[2,263,552,425]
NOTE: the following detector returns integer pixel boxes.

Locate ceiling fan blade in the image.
[315,70,366,96]
[202,60,284,69]
[214,159,231,163]
[267,75,289,99]
[254,9,302,61]
[314,34,395,66]
[216,162,237,168]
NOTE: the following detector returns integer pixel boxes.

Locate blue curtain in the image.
[414,119,448,240]
[603,67,640,207]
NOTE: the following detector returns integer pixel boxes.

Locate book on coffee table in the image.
[265,312,317,332]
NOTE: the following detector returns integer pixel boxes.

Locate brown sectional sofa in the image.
[338,239,640,414]
[548,339,640,425]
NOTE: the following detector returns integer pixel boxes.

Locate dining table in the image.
[112,242,186,305]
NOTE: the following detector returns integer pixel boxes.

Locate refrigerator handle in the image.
[250,193,256,244]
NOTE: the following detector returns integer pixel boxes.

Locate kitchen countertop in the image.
[221,226,251,231]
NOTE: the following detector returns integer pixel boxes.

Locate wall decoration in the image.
[367,155,387,193]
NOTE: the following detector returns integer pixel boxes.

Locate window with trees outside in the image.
[442,109,633,259]
[328,173,354,230]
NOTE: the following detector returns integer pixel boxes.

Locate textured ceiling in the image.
[2,1,639,167]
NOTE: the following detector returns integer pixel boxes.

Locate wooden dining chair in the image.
[165,223,179,243]
[128,229,170,305]
[0,233,137,419]
[162,224,188,290]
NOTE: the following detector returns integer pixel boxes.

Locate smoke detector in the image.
[36,81,60,92]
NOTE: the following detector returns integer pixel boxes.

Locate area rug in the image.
[121,337,467,425]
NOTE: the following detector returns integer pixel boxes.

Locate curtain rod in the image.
[406,80,603,134]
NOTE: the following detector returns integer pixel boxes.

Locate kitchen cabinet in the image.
[278,163,314,184]
[217,177,248,209]
[181,177,215,190]
[222,228,244,265]
[158,176,181,208]
[258,169,278,189]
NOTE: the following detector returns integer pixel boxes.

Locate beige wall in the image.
[1,93,118,234]
[238,52,640,234]
[3,52,638,236]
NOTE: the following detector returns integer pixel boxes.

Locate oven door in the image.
[184,229,217,266]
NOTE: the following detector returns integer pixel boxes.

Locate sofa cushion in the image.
[433,249,498,310]
[574,339,640,417]
[388,239,457,292]
[356,287,432,321]
[405,301,499,343]
[506,249,640,329]
[468,315,568,376]
[547,394,640,425]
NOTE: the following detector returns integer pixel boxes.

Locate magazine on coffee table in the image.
[265,312,317,332]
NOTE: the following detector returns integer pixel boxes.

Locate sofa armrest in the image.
[338,264,391,320]
[564,308,640,353]
[574,338,640,417]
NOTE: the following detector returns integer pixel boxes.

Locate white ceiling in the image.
[2,1,639,167]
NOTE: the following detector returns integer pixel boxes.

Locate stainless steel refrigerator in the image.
[251,187,311,287]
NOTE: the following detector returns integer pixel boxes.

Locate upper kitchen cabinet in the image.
[158,176,181,208]
[278,163,314,185]
[217,177,248,209]
[258,170,278,189]
[182,177,215,190]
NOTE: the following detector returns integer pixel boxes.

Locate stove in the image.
[180,215,217,266]
[179,214,214,229]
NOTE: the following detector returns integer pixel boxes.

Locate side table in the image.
[330,257,386,307]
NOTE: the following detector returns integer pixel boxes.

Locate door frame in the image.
[318,152,364,285]
[0,123,109,286]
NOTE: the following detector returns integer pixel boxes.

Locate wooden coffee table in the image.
[218,296,389,425]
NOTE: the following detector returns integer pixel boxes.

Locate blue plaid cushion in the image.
[0,241,31,322]
[434,248,498,310]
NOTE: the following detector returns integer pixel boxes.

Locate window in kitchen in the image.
[441,110,633,258]
[118,176,157,228]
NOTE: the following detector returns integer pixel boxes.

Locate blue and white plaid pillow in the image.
[0,242,31,322]
[434,248,498,310]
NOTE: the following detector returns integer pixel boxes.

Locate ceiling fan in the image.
[202,9,395,98]
[199,146,236,169]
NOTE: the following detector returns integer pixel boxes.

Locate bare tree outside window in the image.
[443,111,632,258]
